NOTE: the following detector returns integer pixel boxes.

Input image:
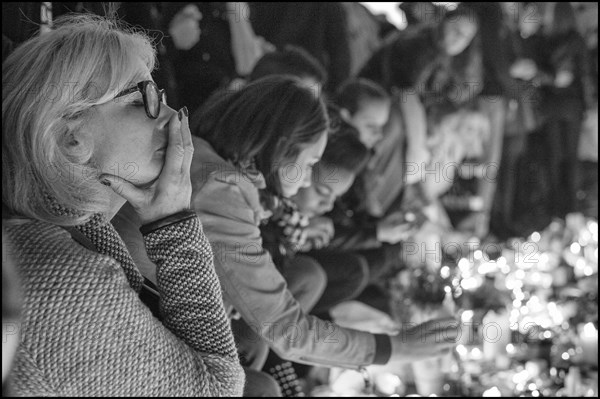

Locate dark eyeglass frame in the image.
[114,80,165,119]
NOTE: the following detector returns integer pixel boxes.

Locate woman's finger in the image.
[179,107,194,173]
[100,174,146,206]
[163,110,185,176]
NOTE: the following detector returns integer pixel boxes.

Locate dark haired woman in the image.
[190,75,458,381]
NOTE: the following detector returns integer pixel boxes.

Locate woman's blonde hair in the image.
[2,14,156,225]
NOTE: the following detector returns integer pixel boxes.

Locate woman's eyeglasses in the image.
[114,80,166,119]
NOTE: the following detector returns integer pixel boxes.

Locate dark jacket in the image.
[360,25,443,92]
[250,2,351,92]
[543,30,594,111]
[163,2,237,111]
[461,2,516,97]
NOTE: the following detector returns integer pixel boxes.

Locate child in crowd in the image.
[334,78,391,149]
[329,78,422,251]
[277,128,372,315]
[325,78,432,314]
[261,124,372,395]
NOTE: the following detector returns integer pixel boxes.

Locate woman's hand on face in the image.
[101,108,194,225]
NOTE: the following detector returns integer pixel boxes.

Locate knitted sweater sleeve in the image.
[142,216,244,394]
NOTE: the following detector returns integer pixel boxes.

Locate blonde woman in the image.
[2,15,244,396]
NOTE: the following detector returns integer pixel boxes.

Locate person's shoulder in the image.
[4,219,125,284]
[191,136,252,189]
[5,218,79,253]
[192,147,262,198]
[199,173,267,219]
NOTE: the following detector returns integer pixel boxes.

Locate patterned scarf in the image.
[75,213,144,292]
[261,193,309,255]
[45,195,144,292]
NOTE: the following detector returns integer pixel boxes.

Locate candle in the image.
[482,386,502,397]
[482,310,511,368]
[374,372,405,396]
[579,323,598,367]
[525,359,546,379]
[412,358,445,396]
[564,367,582,397]
[552,265,570,287]
[329,369,366,396]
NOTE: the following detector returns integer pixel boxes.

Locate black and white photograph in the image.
[2,2,598,397]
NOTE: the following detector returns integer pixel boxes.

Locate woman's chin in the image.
[132,173,161,189]
[134,159,166,188]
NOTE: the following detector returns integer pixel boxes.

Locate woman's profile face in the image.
[278,131,328,198]
[86,58,176,187]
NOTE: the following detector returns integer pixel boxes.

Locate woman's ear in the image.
[63,118,83,146]
[60,117,94,161]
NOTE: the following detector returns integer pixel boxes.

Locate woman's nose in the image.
[323,193,336,212]
[161,102,177,119]
[157,103,179,130]
[301,168,313,188]
[323,199,335,213]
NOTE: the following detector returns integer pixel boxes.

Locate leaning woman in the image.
[189,76,458,377]
[2,15,243,396]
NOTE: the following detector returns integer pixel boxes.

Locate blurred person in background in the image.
[163,2,274,111]
[359,5,479,221]
[541,2,595,219]
[249,2,351,94]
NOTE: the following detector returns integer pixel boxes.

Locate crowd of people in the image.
[2,2,597,397]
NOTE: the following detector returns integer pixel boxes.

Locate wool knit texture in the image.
[4,213,244,396]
